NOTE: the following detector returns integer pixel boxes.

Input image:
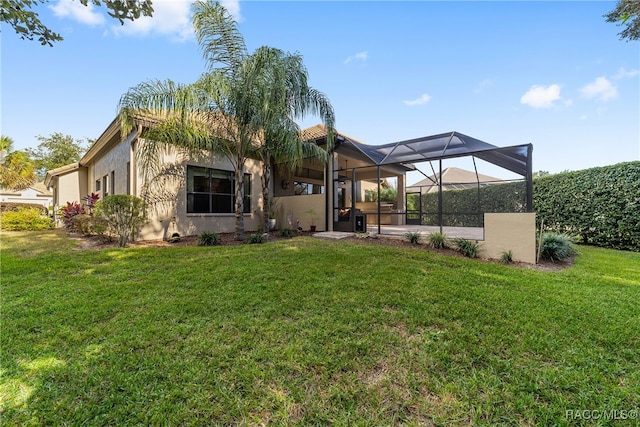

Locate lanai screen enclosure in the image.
[319,130,533,235]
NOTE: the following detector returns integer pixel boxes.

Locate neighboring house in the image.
[0,182,53,212]
[46,117,532,240]
[406,167,503,194]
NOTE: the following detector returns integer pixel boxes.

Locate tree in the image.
[605,0,640,41]
[0,135,14,160]
[119,0,334,240]
[1,135,36,190]
[26,133,87,179]
[1,0,154,46]
[0,149,36,190]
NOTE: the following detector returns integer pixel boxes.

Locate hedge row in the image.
[411,162,639,251]
[415,181,526,227]
[533,161,640,252]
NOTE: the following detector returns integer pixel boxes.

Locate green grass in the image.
[2,230,639,425]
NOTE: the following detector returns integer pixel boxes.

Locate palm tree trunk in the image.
[261,156,271,232]
[234,154,245,241]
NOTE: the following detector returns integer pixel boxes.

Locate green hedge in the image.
[533,161,640,251]
[411,161,639,251]
[417,181,526,227]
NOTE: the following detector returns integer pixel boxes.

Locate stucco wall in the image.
[482,213,536,264]
[57,169,87,205]
[91,136,132,197]
[52,169,87,226]
[135,143,264,240]
[273,194,325,231]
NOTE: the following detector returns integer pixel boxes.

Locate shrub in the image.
[71,214,107,236]
[427,231,447,249]
[1,202,48,215]
[539,233,576,262]
[534,161,640,251]
[60,202,84,228]
[453,238,481,258]
[246,233,265,244]
[499,249,514,263]
[0,207,53,231]
[404,231,421,245]
[198,231,221,246]
[280,228,294,238]
[82,192,100,215]
[95,195,147,247]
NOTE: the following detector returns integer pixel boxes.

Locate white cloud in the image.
[50,0,105,26]
[344,51,368,64]
[111,0,193,41]
[520,84,562,109]
[580,77,618,101]
[612,67,640,80]
[403,93,431,106]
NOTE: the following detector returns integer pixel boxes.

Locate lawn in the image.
[1,230,639,426]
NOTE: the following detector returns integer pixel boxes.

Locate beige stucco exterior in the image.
[482,213,537,264]
[135,144,264,240]
[272,194,325,232]
[45,118,266,241]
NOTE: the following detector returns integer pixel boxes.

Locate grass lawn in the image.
[1,230,639,426]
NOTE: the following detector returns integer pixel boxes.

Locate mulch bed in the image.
[71,230,573,271]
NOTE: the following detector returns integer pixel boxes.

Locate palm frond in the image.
[192,0,248,73]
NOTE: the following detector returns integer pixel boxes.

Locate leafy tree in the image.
[119,0,334,240]
[26,133,87,179]
[605,0,640,41]
[0,149,36,190]
[1,0,154,46]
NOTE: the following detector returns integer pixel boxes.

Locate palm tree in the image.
[1,135,36,190]
[0,148,37,191]
[119,0,334,239]
[240,46,334,230]
[1,135,14,162]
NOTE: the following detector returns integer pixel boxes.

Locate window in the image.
[110,171,115,195]
[294,181,324,195]
[103,175,108,197]
[95,179,101,191]
[186,166,250,214]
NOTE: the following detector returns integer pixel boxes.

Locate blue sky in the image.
[2,0,638,180]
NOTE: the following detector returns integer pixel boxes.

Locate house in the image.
[406,167,503,194]
[44,117,410,239]
[46,117,534,246]
[0,182,53,213]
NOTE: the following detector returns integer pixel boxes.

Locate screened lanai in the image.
[271,125,532,239]
[326,129,533,236]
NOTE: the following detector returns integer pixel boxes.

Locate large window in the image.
[187,166,251,214]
